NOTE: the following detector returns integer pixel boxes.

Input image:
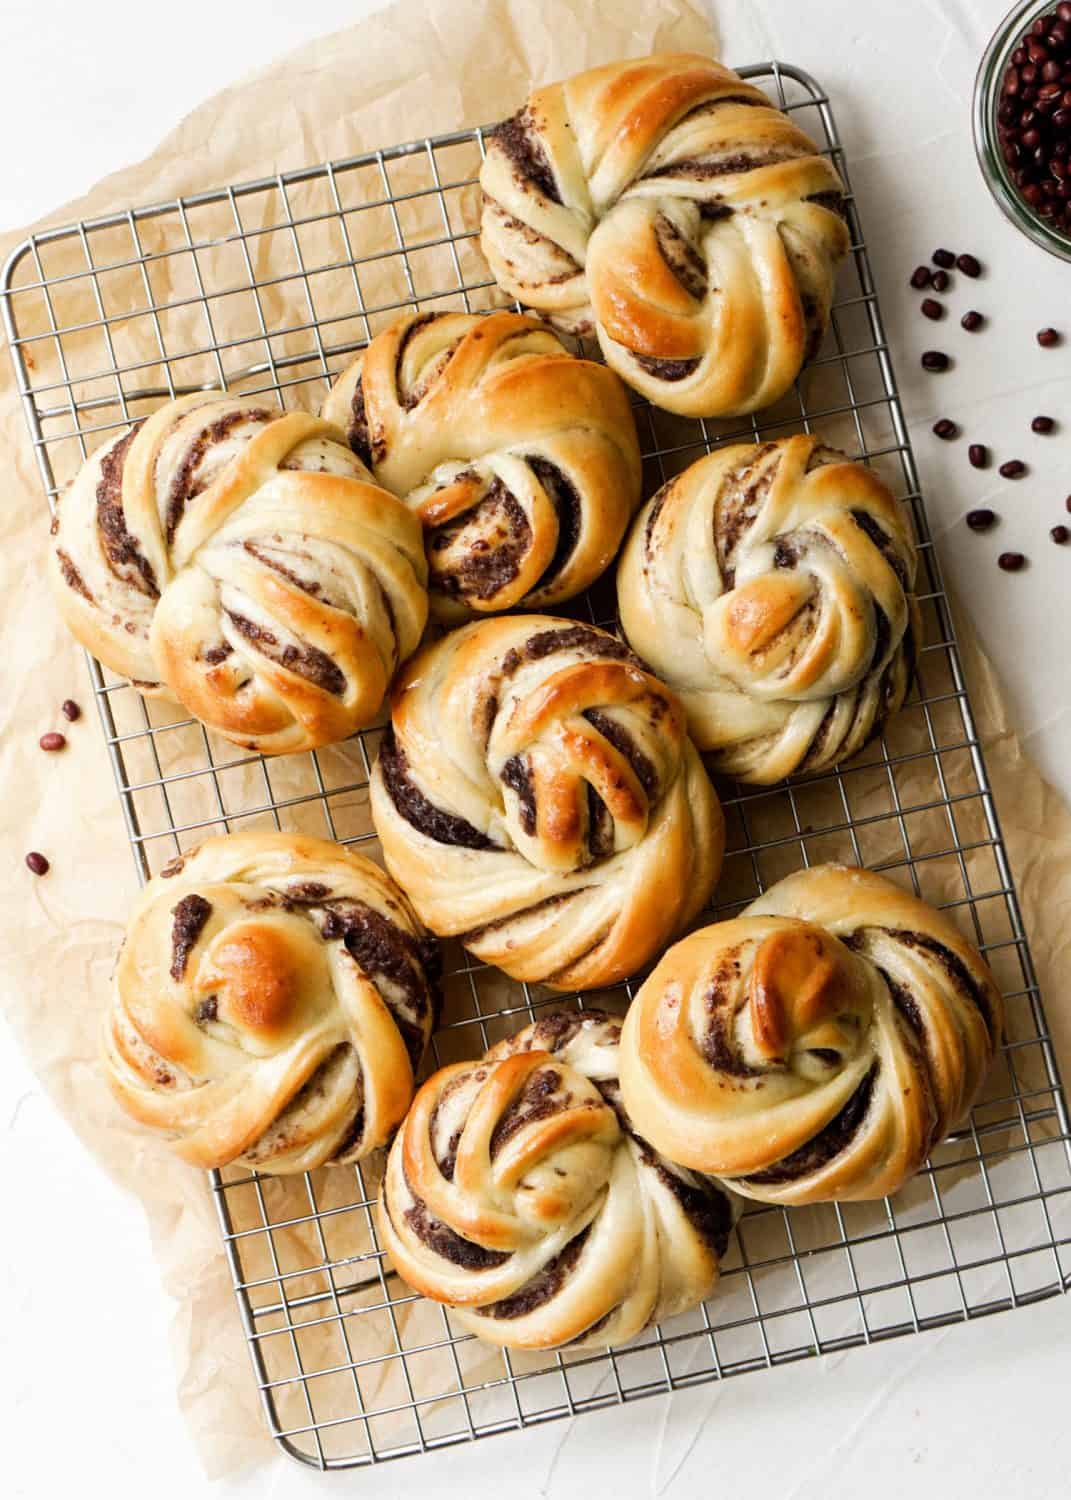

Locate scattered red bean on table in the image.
[39,732,66,752]
[961,310,984,331]
[969,444,990,469]
[967,509,998,531]
[999,459,1028,478]
[933,418,958,439]
[998,552,1027,571]
[60,699,81,721]
[25,852,49,876]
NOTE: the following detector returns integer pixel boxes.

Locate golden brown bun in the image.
[49,393,428,754]
[101,832,439,1173]
[479,53,849,417]
[321,310,641,619]
[618,435,920,784]
[619,864,1003,1204]
[369,615,724,990]
[378,1009,738,1349]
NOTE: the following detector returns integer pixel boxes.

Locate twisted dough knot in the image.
[479,53,850,417]
[49,392,428,754]
[369,616,724,989]
[102,833,439,1173]
[619,865,1003,1204]
[379,1011,737,1349]
[618,435,920,784]
[322,311,641,618]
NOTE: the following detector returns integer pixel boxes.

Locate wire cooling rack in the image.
[4,60,1071,1474]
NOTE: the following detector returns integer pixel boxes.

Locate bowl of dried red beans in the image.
[975,0,1071,259]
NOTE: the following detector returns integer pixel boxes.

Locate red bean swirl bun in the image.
[619,865,1003,1205]
[49,393,428,754]
[617,435,920,784]
[379,1009,738,1349]
[102,833,439,1173]
[322,311,641,619]
[369,616,724,991]
[479,53,849,417]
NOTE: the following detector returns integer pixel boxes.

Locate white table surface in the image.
[3,1,1069,1495]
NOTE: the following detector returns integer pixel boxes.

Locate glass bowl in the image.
[973,0,1071,262]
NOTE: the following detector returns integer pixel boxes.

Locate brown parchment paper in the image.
[1,0,1069,1478]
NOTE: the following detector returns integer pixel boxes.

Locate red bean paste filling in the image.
[430,481,532,601]
[886,929,995,1040]
[702,964,765,1079]
[164,408,272,544]
[96,426,159,599]
[318,897,439,1068]
[716,445,777,587]
[460,891,586,945]
[347,376,373,468]
[225,611,346,695]
[587,785,614,858]
[169,893,212,980]
[245,1042,360,1163]
[243,541,327,600]
[194,996,218,1024]
[744,1063,878,1185]
[805,189,848,220]
[500,753,537,835]
[56,549,94,602]
[645,148,800,182]
[482,1227,591,1319]
[526,456,582,589]
[631,352,701,382]
[379,728,500,850]
[638,1142,735,1258]
[500,624,637,675]
[488,1067,566,1158]
[491,109,562,205]
[584,708,658,797]
[401,1186,512,1270]
[653,212,707,301]
[394,311,448,408]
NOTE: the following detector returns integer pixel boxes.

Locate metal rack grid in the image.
[4,60,1070,1474]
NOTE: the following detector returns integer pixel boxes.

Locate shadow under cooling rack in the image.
[3,60,1069,1472]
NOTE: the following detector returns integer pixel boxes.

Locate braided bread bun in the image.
[617,435,919,784]
[321,311,641,619]
[102,832,439,1173]
[49,393,428,754]
[369,616,724,990]
[619,865,1003,1205]
[379,1009,737,1349]
[479,53,850,417]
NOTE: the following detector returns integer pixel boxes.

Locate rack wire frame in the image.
[4,61,1070,1474]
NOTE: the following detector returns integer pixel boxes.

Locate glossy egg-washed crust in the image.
[619,865,1003,1205]
[617,434,920,784]
[321,311,641,619]
[369,615,724,991]
[479,52,850,417]
[379,1010,738,1350]
[102,832,440,1173]
[49,392,428,754]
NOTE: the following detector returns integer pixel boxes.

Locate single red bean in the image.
[921,298,944,320]
[932,418,958,440]
[998,552,1027,570]
[932,248,955,267]
[25,852,49,876]
[969,444,990,468]
[1037,327,1062,346]
[961,310,984,331]
[1051,524,1070,543]
[60,699,81,721]
[1000,460,1027,478]
[39,732,67,752]
[1032,415,1056,432]
[921,350,950,370]
[966,509,997,531]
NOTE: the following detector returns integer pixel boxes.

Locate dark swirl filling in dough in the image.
[743,1063,878,1186]
[379,728,499,850]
